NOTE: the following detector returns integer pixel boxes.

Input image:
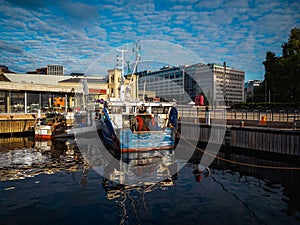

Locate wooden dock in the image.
[0,113,36,136]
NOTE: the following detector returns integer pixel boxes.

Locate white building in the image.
[138,62,245,106]
[47,65,64,75]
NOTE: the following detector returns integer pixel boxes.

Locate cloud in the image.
[0,41,23,54]
[4,0,48,10]
[0,0,299,80]
[57,1,101,21]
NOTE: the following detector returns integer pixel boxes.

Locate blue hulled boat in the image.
[98,100,179,153]
[98,41,179,153]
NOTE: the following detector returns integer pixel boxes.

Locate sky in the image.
[0,0,299,81]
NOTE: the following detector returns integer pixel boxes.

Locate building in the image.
[137,62,245,106]
[0,61,244,113]
[26,65,64,75]
[58,76,108,102]
[108,68,138,99]
[0,65,15,73]
[137,66,191,103]
[209,62,245,106]
[0,72,108,113]
[0,67,139,113]
[47,65,64,75]
[244,80,262,102]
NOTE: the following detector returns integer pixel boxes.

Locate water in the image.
[0,137,300,225]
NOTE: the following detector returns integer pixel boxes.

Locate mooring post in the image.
[205,106,210,125]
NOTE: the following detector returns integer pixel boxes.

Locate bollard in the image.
[240,120,244,127]
[259,116,267,125]
[205,107,210,125]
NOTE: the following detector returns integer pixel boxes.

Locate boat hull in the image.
[98,103,179,153]
[34,122,67,139]
[99,121,176,153]
[55,121,102,139]
[34,125,53,139]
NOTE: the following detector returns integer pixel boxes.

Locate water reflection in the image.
[0,137,84,181]
[102,173,178,225]
[1,137,300,225]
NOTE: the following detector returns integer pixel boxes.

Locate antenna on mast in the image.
[116,48,127,83]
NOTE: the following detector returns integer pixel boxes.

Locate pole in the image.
[65,93,68,114]
[24,91,27,113]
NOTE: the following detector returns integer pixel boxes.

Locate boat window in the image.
[132,106,136,114]
[112,107,122,113]
[151,106,164,114]
[138,106,147,113]
[163,106,169,114]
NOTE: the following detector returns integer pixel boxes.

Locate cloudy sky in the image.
[1,0,299,81]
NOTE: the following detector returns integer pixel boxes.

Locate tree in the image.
[263,27,300,102]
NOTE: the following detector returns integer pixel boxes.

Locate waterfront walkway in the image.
[177,106,300,129]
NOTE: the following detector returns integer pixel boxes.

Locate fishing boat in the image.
[54,110,101,139]
[98,42,179,153]
[99,100,179,152]
[34,112,67,139]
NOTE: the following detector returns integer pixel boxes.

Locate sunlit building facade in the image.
[137,62,245,106]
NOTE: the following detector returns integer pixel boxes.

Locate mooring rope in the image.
[175,130,300,170]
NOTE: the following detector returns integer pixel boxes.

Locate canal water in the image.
[0,137,300,225]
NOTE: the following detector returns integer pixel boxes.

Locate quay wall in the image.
[230,127,300,156]
[180,122,300,157]
[0,113,36,135]
[0,113,299,157]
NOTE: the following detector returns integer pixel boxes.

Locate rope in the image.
[175,130,300,170]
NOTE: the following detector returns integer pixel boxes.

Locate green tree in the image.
[263,27,300,102]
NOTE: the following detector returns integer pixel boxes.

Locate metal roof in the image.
[3,73,106,85]
[3,73,73,85]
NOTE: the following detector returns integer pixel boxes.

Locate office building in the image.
[244,80,262,102]
[47,65,64,75]
[137,62,245,106]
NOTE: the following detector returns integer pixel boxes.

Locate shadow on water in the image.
[190,144,300,214]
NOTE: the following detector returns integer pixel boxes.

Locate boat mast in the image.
[117,48,127,101]
[82,78,89,111]
[116,40,141,101]
[126,40,141,99]
[116,48,127,82]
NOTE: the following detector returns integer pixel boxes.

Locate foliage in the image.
[262,27,300,102]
